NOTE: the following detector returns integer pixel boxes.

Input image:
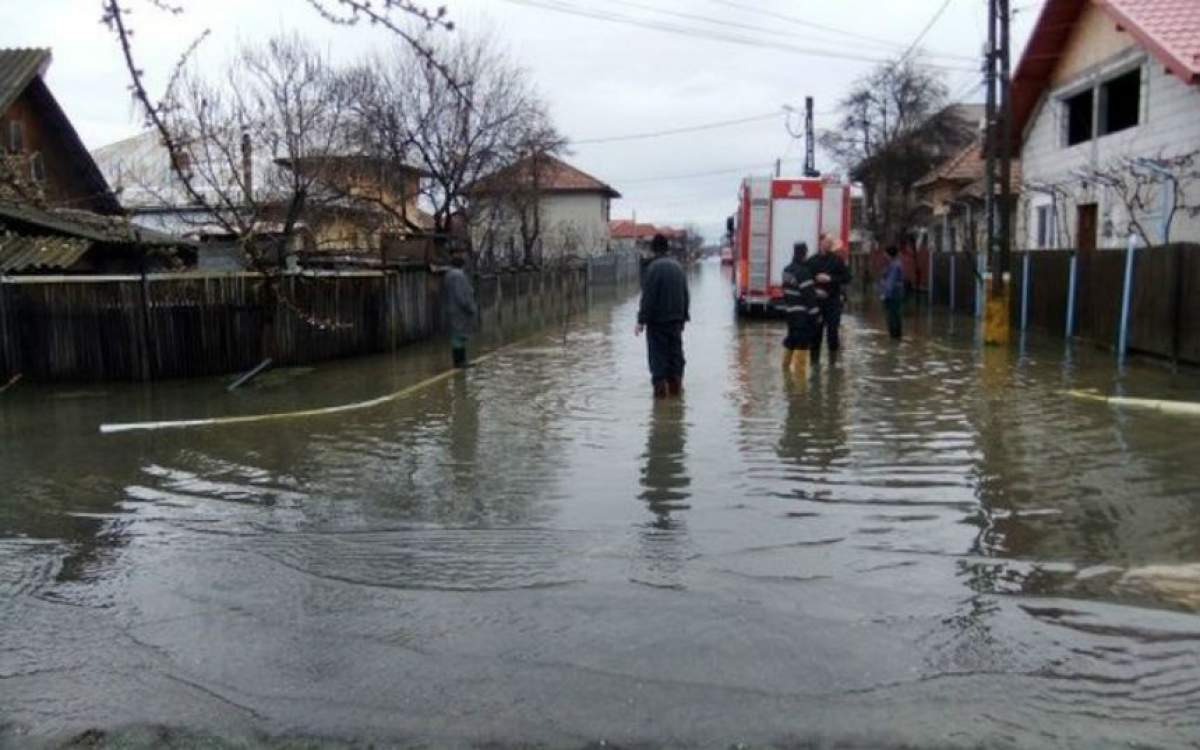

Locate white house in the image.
[1013,0,1200,250]
[468,155,619,262]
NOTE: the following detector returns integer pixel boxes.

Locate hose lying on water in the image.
[1064,389,1200,417]
[100,347,509,435]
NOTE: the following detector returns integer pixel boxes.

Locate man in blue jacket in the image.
[636,234,690,398]
[879,245,905,340]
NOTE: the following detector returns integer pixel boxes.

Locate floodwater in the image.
[3,262,1200,749]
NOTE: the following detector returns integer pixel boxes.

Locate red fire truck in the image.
[732,176,850,315]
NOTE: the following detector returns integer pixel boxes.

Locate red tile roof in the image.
[609,220,657,239]
[915,142,985,189]
[1101,0,1200,83]
[1013,0,1200,139]
[609,221,686,240]
[470,154,620,198]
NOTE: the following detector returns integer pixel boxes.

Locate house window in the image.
[29,151,45,183]
[1099,69,1140,136]
[1035,204,1056,248]
[8,120,24,153]
[1065,89,1094,146]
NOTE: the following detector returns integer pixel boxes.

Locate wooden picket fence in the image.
[0,265,591,382]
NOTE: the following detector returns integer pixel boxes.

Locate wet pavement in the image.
[3,262,1200,749]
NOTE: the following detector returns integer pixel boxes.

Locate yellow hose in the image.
[1065,389,1200,417]
[101,346,507,435]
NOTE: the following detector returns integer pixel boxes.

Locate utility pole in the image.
[982,0,1013,343]
[775,158,781,177]
[804,96,819,178]
[984,0,997,295]
[997,0,1013,296]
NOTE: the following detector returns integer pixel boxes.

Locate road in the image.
[3,261,1200,748]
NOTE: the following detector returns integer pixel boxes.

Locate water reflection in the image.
[638,399,690,520]
[634,398,691,589]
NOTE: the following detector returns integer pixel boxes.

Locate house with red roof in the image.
[915,139,1021,256]
[468,154,620,262]
[1013,0,1200,250]
[609,219,688,256]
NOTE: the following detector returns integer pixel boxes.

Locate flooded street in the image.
[3,262,1200,749]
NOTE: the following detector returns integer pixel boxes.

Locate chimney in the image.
[241,131,253,198]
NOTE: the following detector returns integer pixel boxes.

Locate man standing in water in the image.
[879,245,906,340]
[807,233,851,362]
[781,242,820,378]
[444,250,478,369]
[636,234,690,398]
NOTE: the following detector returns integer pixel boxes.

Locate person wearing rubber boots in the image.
[443,250,478,368]
[807,233,851,363]
[635,234,690,398]
[781,242,820,379]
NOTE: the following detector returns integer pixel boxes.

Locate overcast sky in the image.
[5,0,1043,240]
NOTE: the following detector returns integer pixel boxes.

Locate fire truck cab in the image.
[732,176,850,315]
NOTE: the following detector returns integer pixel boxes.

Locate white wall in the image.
[471,191,612,260]
[1019,46,1200,249]
[540,193,611,258]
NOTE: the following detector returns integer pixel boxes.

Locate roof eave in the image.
[1098,1,1200,85]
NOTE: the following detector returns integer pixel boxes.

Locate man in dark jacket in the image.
[636,234,690,398]
[443,251,478,368]
[806,233,851,362]
[781,242,820,378]
[878,245,905,339]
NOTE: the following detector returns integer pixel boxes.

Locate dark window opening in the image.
[1065,89,1093,146]
[8,120,24,153]
[30,152,45,183]
[1100,69,1140,135]
[1036,205,1056,248]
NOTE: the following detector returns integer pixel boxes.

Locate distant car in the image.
[720,246,733,266]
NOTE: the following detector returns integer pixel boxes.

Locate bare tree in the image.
[1080,150,1200,246]
[820,58,974,247]
[140,35,356,270]
[348,32,563,264]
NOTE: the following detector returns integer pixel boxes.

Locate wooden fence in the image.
[914,244,1200,365]
[0,265,590,382]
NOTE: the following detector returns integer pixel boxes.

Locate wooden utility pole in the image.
[984,0,997,287]
[996,0,1013,295]
[983,0,1013,343]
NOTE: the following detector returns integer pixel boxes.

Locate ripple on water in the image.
[252,528,588,592]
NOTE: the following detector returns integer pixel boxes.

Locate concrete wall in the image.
[1019,20,1200,250]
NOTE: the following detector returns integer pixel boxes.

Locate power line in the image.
[572,110,782,145]
[704,0,975,61]
[498,0,977,72]
[614,158,805,185]
[899,0,956,66]
[605,0,975,63]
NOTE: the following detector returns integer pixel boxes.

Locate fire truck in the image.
[731,176,850,315]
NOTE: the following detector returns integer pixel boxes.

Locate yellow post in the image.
[983,274,1011,345]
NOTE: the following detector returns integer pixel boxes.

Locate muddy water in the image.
[3,263,1200,748]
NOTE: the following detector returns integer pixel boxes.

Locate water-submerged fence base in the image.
[852,244,1200,367]
[0,260,623,383]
